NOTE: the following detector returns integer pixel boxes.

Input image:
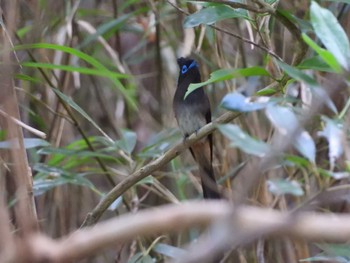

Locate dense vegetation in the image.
[2,0,350,262]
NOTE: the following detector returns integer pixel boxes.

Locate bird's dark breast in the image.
[173,89,209,136]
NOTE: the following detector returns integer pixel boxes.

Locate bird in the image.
[173,57,220,199]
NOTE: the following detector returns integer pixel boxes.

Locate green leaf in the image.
[277,10,313,33]
[284,155,310,168]
[21,62,129,79]
[256,87,277,96]
[184,5,250,28]
[218,124,271,157]
[310,1,350,70]
[221,92,272,112]
[276,60,318,87]
[16,25,33,38]
[53,88,113,142]
[185,67,269,99]
[15,73,42,83]
[301,33,342,73]
[14,43,137,109]
[298,56,336,72]
[316,243,350,258]
[267,179,304,196]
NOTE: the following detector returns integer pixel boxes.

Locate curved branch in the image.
[27,201,350,262]
[81,111,241,227]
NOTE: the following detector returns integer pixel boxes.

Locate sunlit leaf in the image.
[153,243,187,259]
[310,1,350,70]
[184,5,250,28]
[221,92,272,112]
[317,116,344,170]
[295,131,316,163]
[107,196,123,211]
[185,67,269,98]
[265,105,299,134]
[325,171,350,180]
[218,124,271,157]
[267,178,304,196]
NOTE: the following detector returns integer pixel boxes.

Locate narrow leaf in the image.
[22,62,129,79]
[14,43,137,109]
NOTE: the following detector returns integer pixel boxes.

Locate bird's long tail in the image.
[190,138,220,199]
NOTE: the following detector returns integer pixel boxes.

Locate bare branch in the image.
[23,202,350,262]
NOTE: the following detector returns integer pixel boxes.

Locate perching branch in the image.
[81,111,241,227]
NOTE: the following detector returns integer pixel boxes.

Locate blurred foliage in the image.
[3,0,350,262]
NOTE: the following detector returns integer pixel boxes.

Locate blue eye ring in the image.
[181,60,198,74]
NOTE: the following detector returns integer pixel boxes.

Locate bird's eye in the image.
[181,65,188,74]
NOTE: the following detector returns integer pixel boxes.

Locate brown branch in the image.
[81,111,241,227]
[24,202,350,262]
